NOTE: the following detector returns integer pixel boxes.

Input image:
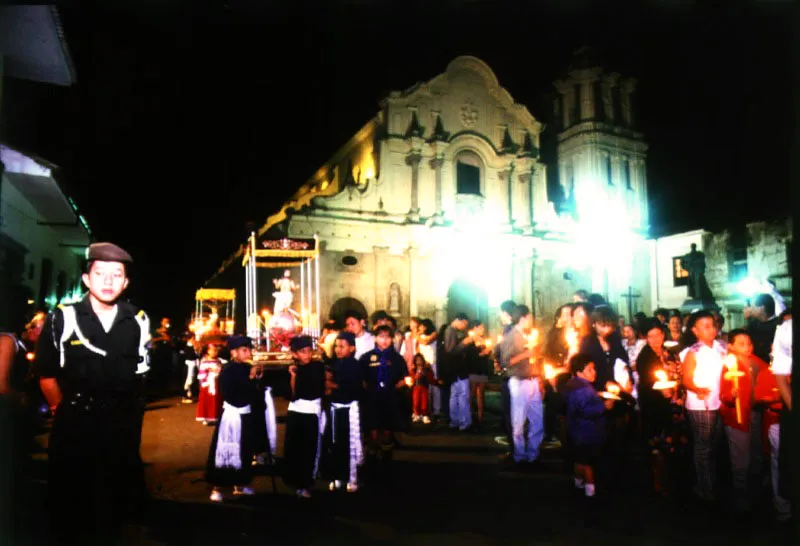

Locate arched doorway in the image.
[447,279,489,326]
[329,297,369,325]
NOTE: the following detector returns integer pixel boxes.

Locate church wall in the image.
[651,218,792,329]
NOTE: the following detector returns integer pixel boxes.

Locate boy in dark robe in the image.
[283,335,326,498]
[325,331,364,492]
[206,335,260,502]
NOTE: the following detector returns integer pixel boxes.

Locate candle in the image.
[724,354,744,425]
[404,376,414,388]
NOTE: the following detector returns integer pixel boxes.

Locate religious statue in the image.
[682,244,714,302]
[272,269,298,315]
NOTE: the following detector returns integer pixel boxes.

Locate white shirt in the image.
[772,319,792,376]
[355,331,375,360]
[97,306,118,333]
[685,340,726,411]
[419,340,438,377]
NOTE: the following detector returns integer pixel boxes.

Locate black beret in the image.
[86,242,133,264]
[290,335,313,351]
[227,335,252,350]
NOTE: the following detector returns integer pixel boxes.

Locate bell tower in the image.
[553,47,649,233]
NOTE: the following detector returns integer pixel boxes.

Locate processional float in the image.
[191,288,236,344]
[242,232,321,361]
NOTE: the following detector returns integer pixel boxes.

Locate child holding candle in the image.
[681,311,726,505]
[410,353,440,424]
[564,354,615,498]
[719,329,769,514]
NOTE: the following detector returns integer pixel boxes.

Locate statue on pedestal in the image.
[272,269,298,316]
[682,244,714,302]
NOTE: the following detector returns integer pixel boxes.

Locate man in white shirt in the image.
[771,318,792,513]
[344,311,375,360]
[682,310,726,504]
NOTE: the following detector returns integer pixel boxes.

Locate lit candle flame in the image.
[544,363,555,380]
[484,339,493,349]
[26,352,35,362]
[724,354,738,371]
[607,384,621,395]
[655,369,668,383]
[404,376,414,388]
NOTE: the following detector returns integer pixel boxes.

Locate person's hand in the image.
[288,365,297,377]
[695,388,710,400]
[604,399,615,410]
[730,387,739,399]
[661,388,674,399]
[463,336,475,345]
[494,361,502,373]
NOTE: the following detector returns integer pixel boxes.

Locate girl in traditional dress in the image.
[196,343,224,425]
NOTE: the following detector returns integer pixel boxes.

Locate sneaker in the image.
[346,482,359,493]
[209,490,223,503]
[233,486,255,496]
[329,480,342,491]
[542,438,562,450]
[412,414,421,423]
[296,489,312,499]
[494,436,510,446]
[421,415,431,424]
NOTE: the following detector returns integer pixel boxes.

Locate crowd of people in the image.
[0,241,794,545]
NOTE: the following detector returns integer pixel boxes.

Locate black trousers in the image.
[283,411,319,490]
[500,377,513,448]
[328,407,354,484]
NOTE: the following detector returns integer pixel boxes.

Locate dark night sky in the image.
[3,2,792,323]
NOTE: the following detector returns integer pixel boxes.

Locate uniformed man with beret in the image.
[34,242,151,545]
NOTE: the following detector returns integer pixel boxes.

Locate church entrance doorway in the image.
[447,279,489,326]
[329,297,369,325]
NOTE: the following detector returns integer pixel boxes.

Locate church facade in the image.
[208,56,653,332]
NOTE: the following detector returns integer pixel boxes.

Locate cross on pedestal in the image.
[620,286,642,323]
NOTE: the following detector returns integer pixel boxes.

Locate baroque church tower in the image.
[553,47,649,233]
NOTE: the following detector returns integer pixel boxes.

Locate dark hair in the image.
[454,312,469,322]
[386,315,397,329]
[500,300,516,315]
[511,304,531,325]
[343,310,364,322]
[420,318,436,336]
[469,319,484,329]
[554,303,574,322]
[573,289,589,301]
[622,323,638,336]
[727,328,750,345]
[591,306,618,327]
[754,293,776,317]
[572,302,594,319]
[654,308,669,319]
[569,353,594,375]
[689,310,715,324]
[374,324,394,337]
[779,309,792,324]
[587,293,607,307]
[413,353,427,365]
[641,318,665,336]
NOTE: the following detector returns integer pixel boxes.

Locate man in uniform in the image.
[35,242,150,545]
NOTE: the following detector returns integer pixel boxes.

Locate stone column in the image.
[406,152,422,214]
[408,246,418,317]
[498,165,514,226]
[563,86,576,128]
[429,156,444,216]
[601,73,619,123]
[517,169,533,229]
[620,78,637,127]
[579,78,597,120]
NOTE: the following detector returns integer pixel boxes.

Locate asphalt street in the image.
[16,392,794,546]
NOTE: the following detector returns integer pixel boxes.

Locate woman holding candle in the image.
[718,329,769,515]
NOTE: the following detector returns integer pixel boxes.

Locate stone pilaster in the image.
[620,78,637,127]
[578,77,598,121]
[406,152,422,215]
[373,246,388,313]
[408,246,418,317]
[497,165,515,226]
[429,156,444,216]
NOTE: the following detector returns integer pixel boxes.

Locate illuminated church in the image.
[208,54,652,330]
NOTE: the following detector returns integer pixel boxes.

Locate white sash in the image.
[264,387,277,455]
[331,401,364,467]
[214,402,251,470]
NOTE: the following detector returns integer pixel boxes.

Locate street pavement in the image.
[17,393,795,546]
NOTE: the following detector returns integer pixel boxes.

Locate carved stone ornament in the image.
[460,100,479,128]
[261,238,311,250]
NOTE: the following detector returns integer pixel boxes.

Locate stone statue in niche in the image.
[389,282,401,315]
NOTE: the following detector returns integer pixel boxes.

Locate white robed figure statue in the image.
[273,269,299,317]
